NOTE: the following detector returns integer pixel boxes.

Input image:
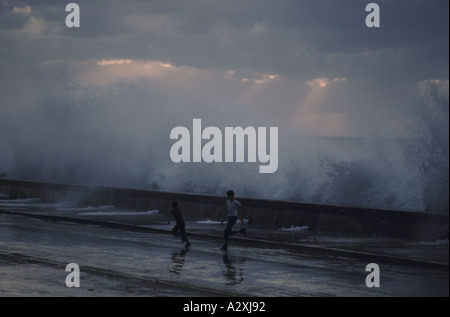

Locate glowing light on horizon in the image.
[12,6,32,15]
[293,77,350,137]
[97,59,133,66]
[307,77,347,88]
[159,62,174,68]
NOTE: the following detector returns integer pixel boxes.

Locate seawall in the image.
[0,178,448,240]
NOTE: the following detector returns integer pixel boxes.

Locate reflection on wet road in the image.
[222,253,245,286]
[170,248,189,275]
[0,202,448,297]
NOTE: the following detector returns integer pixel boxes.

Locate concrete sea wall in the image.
[0,178,448,240]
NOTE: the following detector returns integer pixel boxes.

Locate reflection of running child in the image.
[170,249,188,275]
[223,253,244,285]
[168,201,191,248]
[220,190,247,251]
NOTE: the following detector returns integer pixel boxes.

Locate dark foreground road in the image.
[0,204,448,297]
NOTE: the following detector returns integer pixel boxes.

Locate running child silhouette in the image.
[168,201,191,248]
[220,190,247,251]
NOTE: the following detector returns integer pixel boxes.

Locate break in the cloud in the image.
[2,0,448,80]
[0,1,448,212]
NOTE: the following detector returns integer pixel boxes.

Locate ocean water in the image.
[0,78,448,214]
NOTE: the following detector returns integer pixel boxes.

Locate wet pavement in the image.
[0,198,448,297]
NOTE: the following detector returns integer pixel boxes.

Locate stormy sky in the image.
[0,0,448,211]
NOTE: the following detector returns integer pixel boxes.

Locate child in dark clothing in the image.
[168,201,190,248]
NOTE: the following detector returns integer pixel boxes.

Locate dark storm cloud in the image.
[1,0,448,81]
